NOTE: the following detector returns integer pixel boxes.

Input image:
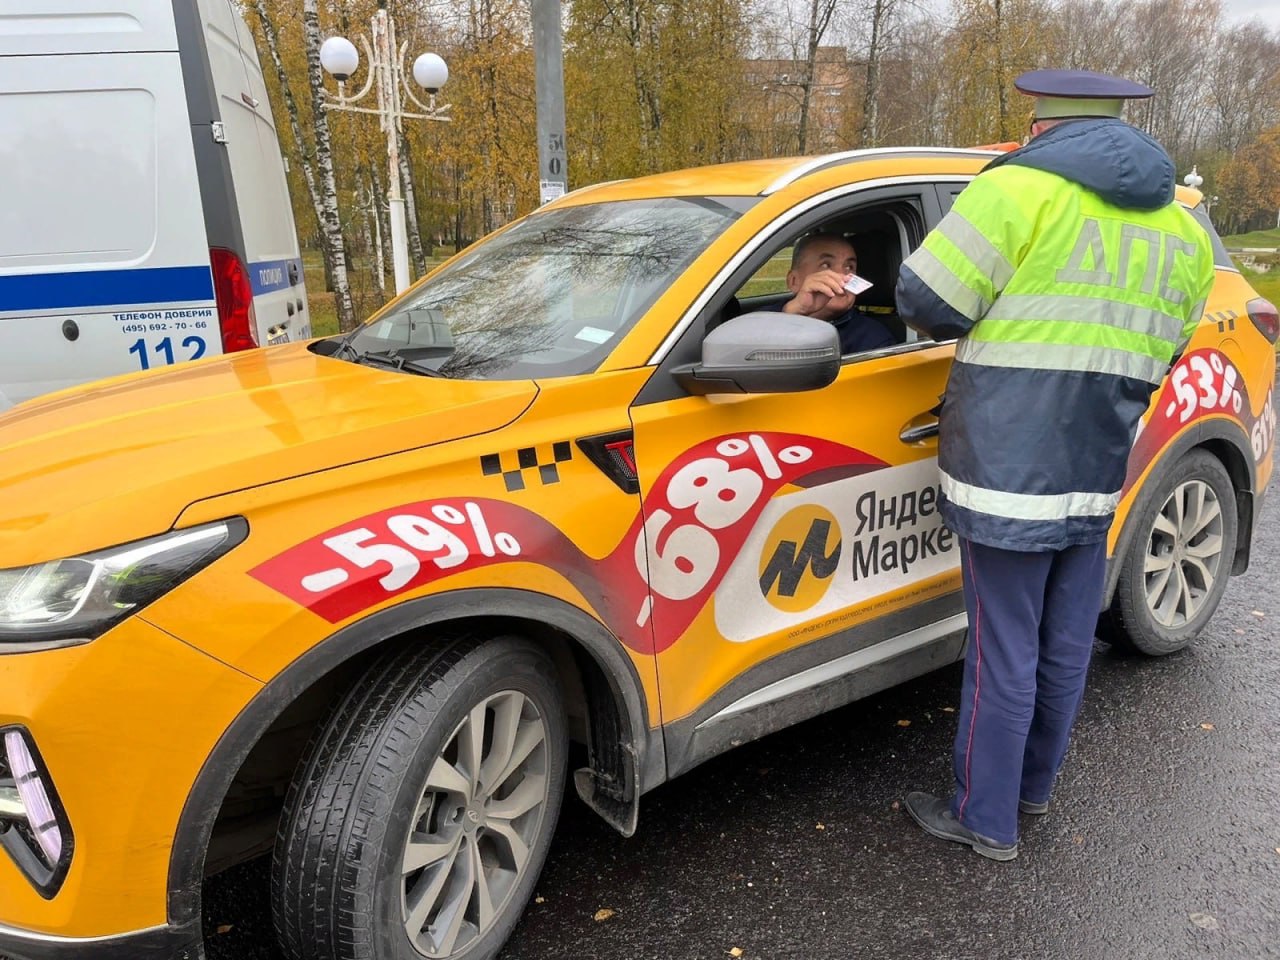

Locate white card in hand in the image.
[843,273,873,294]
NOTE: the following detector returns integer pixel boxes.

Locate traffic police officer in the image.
[895,70,1215,860]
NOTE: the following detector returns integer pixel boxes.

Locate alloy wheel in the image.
[1144,478,1225,628]
[400,690,549,957]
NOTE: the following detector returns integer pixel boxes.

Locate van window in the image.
[222,98,300,257]
[202,2,298,260]
[0,0,178,57]
[0,89,156,268]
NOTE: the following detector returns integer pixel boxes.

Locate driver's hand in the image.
[783,269,855,319]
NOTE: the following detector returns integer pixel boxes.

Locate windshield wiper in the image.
[330,327,362,360]
[350,349,449,378]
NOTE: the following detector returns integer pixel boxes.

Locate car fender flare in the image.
[166,587,656,929]
[1105,418,1256,605]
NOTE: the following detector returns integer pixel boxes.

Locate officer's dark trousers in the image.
[950,537,1107,844]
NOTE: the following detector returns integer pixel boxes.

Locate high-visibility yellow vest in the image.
[898,157,1214,551]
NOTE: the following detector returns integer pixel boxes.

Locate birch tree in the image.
[240,0,1280,310]
[399,136,429,272]
[798,0,840,152]
[858,0,907,146]
[301,0,357,331]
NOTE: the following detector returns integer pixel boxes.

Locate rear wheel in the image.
[272,635,567,960]
[1106,450,1238,656]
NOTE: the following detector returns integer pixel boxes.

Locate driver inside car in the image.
[781,231,896,354]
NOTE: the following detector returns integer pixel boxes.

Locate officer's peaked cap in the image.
[1015,69,1155,120]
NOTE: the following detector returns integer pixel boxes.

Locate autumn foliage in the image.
[244,0,1280,323]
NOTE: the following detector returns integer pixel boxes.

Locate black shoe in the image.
[1018,798,1049,816]
[903,791,1018,861]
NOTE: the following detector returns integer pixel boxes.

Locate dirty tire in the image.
[1106,449,1237,656]
[272,635,567,960]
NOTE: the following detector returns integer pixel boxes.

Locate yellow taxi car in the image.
[0,147,1274,960]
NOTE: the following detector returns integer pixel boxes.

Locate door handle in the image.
[899,421,939,443]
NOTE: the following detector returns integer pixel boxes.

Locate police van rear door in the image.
[194,0,308,348]
[0,0,219,409]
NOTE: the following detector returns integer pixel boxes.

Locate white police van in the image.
[0,0,309,410]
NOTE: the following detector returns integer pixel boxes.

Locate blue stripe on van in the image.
[0,266,215,313]
[249,258,303,296]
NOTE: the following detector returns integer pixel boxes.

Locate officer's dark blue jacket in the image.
[895,119,1214,552]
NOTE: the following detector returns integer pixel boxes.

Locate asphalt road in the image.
[205,483,1280,960]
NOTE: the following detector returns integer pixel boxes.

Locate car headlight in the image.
[0,518,247,649]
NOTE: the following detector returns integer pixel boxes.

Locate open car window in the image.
[723,198,926,356]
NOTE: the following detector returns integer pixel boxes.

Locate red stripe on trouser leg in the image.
[950,539,1057,845]
[956,538,983,822]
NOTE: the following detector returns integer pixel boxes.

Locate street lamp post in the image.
[1183,166,1209,224]
[319,2,450,295]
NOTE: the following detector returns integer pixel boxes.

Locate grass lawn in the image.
[302,250,339,337]
[739,252,793,299]
[1242,267,1280,305]
[1223,228,1280,249]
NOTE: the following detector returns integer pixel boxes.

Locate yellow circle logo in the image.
[757,504,843,612]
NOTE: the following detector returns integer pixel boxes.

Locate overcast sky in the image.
[1223,0,1280,30]
[919,0,1280,32]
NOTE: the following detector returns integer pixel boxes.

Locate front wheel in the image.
[272,635,567,960]
[1106,449,1238,656]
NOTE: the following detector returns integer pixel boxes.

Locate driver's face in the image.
[790,238,857,288]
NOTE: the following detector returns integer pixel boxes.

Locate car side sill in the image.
[697,613,968,729]
[0,920,198,960]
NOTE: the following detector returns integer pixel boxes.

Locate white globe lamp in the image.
[319,36,359,82]
[412,53,449,94]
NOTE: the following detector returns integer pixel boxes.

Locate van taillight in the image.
[1247,297,1279,344]
[210,248,258,353]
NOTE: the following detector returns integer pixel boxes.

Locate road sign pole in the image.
[532,0,568,206]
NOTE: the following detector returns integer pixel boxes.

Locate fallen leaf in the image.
[815,823,826,831]
[1200,723,1215,730]
[1189,912,1219,931]
[594,908,615,922]
[758,768,771,776]
[216,925,233,935]
[1073,836,1084,844]
[891,800,900,811]
[729,949,744,958]
[535,896,546,904]
[897,719,912,727]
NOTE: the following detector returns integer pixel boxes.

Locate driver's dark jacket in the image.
[776,297,895,353]
[830,309,895,354]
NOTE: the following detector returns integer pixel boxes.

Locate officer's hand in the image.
[784,269,855,319]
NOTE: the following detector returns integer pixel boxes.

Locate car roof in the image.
[553,146,1209,212]
[554,146,1018,205]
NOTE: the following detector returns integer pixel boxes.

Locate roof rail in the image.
[761,146,1011,195]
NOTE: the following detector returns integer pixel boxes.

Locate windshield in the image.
[322,197,751,379]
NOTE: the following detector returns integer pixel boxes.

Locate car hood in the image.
[0,344,538,566]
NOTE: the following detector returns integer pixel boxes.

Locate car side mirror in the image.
[673,311,841,396]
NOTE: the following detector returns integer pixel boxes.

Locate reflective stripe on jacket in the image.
[897,143,1214,552]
